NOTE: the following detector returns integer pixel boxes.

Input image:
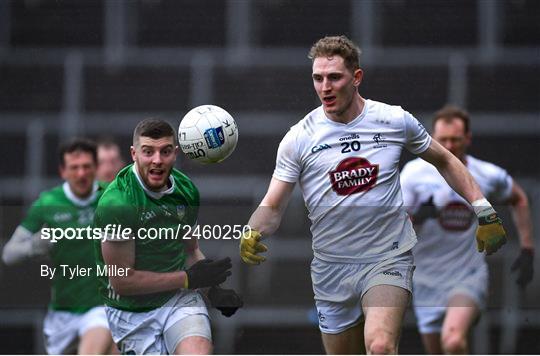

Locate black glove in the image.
[412,197,438,225]
[185,258,232,289]
[511,248,534,288]
[208,285,243,317]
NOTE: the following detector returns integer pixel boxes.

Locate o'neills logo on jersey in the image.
[329,157,379,195]
[438,201,474,231]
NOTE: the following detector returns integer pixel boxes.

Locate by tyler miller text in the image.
[41,264,130,280]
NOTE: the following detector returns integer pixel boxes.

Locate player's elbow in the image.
[512,190,530,209]
[2,244,21,266]
[1,249,12,265]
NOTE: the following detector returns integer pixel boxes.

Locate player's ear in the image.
[130,146,136,162]
[174,146,180,155]
[353,68,363,87]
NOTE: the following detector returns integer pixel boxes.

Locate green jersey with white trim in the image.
[20,182,107,313]
[93,164,199,312]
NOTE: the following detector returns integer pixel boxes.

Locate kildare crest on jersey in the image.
[372,133,388,148]
[329,157,379,195]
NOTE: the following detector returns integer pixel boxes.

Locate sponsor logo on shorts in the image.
[184,296,199,306]
[391,242,399,250]
[317,311,328,329]
[382,270,403,278]
[329,157,379,196]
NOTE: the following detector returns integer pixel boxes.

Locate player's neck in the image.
[326,95,365,124]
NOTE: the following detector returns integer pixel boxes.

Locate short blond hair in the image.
[308,35,362,72]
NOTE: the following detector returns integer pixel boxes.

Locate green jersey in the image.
[21,181,107,313]
[93,164,199,312]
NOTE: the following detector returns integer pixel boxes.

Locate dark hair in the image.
[308,35,362,72]
[58,138,98,166]
[96,136,121,150]
[133,118,176,146]
[432,105,470,134]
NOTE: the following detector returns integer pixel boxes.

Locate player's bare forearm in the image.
[248,178,295,236]
[185,244,206,268]
[419,140,484,204]
[240,179,294,265]
[508,182,534,249]
[248,205,283,236]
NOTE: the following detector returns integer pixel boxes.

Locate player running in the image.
[2,138,113,354]
[239,35,508,354]
[94,118,241,354]
[400,105,534,354]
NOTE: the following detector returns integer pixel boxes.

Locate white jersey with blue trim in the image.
[273,99,431,263]
[400,155,513,285]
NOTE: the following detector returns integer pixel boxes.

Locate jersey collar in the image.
[132,164,175,200]
[63,181,99,207]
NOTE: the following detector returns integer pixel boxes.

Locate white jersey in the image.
[273,99,431,263]
[400,155,513,285]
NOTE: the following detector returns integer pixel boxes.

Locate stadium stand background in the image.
[0,0,538,353]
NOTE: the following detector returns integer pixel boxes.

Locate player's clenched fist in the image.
[185,258,232,289]
[474,201,507,255]
[239,230,267,265]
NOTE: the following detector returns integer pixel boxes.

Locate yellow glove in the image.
[239,230,268,265]
[475,208,507,255]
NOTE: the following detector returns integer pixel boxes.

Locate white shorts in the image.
[413,264,488,334]
[43,306,109,354]
[106,290,211,354]
[311,251,414,334]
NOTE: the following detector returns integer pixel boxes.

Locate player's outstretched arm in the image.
[419,139,507,255]
[507,181,535,287]
[240,178,295,265]
[2,226,49,265]
[102,239,232,295]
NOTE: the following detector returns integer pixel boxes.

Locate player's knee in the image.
[442,331,468,354]
[365,331,397,355]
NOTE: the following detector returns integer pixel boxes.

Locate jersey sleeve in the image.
[20,197,46,233]
[93,190,138,241]
[403,111,432,155]
[272,128,301,183]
